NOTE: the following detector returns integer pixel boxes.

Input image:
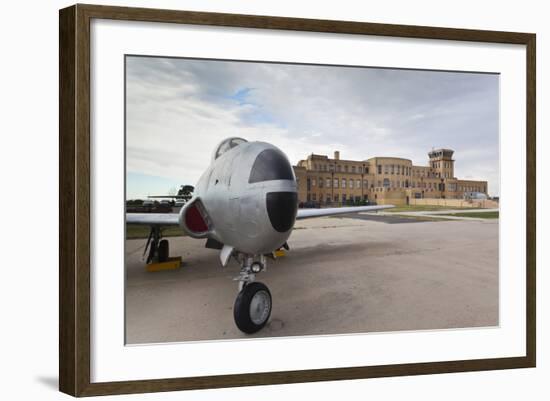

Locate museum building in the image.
[293,149,488,206]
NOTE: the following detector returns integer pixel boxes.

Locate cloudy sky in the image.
[126,56,499,199]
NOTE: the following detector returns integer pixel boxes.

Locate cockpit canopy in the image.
[213,137,247,161]
[249,148,294,184]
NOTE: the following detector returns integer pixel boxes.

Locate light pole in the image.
[331,164,334,207]
[361,163,365,203]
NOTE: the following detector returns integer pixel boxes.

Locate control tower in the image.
[428,149,455,179]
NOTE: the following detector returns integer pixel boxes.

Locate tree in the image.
[126,199,144,206]
[177,185,195,202]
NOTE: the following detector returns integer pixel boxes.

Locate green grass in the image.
[390,215,450,222]
[126,225,186,239]
[386,205,481,213]
[440,211,499,219]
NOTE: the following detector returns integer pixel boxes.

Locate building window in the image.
[358,166,362,173]
[342,178,346,189]
[383,178,390,188]
[352,166,356,173]
[312,179,316,187]
[344,165,348,172]
[357,179,361,188]
[334,178,339,188]
[378,165,382,174]
[326,178,331,188]
[349,179,354,189]
[391,165,394,174]
[384,165,389,174]
[336,165,340,172]
[363,180,368,188]
[319,178,323,188]
[378,180,382,187]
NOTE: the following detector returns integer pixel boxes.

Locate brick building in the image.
[293,149,488,206]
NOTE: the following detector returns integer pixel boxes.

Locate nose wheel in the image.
[231,254,272,333]
[234,282,272,333]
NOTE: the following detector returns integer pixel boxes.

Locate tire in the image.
[158,239,169,262]
[233,282,272,334]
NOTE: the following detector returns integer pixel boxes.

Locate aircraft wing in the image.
[126,213,179,226]
[296,205,394,220]
[126,205,394,225]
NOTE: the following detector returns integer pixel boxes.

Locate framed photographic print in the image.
[59,4,536,397]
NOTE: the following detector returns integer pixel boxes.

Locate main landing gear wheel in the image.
[233,282,272,334]
[158,239,169,262]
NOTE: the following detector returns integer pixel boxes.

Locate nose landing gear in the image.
[232,254,272,333]
[234,282,272,333]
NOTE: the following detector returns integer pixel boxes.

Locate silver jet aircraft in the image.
[127,138,394,333]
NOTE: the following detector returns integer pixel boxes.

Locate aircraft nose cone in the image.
[266,192,298,233]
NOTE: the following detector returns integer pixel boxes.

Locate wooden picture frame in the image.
[59,3,536,397]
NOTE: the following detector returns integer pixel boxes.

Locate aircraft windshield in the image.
[249,149,294,183]
[214,137,247,160]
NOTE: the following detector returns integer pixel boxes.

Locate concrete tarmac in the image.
[125,215,498,344]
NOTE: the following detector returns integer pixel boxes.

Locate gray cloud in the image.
[126,56,500,196]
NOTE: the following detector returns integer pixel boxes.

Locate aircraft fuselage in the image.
[178,139,298,255]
